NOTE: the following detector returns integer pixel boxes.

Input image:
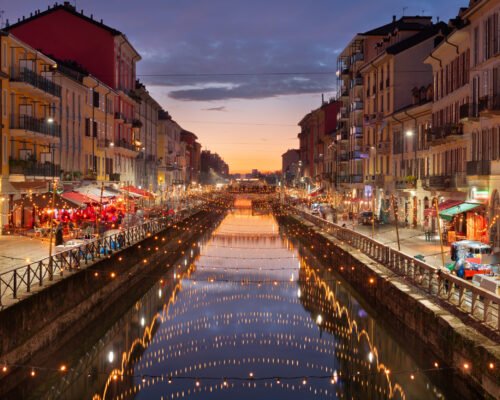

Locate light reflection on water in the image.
[95,208,450,400]
[10,206,464,399]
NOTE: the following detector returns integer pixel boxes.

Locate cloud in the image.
[203,106,227,111]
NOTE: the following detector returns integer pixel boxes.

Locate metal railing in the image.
[10,67,62,98]
[287,206,500,332]
[9,158,59,177]
[0,207,200,309]
[10,114,61,138]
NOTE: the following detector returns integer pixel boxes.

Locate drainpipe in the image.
[444,36,459,55]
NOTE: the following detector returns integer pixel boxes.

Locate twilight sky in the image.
[3,0,466,173]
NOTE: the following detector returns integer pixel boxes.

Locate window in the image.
[85,118,90,136]
[2,90,6,116]
[474,26,479,65]
[1,43,6,69]
[2,135,7,165]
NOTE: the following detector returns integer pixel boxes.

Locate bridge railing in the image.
[287,205,500,332]
[0,207,199,309]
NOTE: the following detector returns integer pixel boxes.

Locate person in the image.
[55,222,64,246]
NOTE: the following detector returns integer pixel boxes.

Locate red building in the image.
[297,98,340,190]
[6,1,142,184]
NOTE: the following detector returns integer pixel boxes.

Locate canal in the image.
[10,201,467,399]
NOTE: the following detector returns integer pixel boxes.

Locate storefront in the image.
[438,202,488,244]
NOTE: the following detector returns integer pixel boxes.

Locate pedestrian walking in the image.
[55,223,64,246]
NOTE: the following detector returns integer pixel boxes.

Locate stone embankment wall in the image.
[277,213,500,400]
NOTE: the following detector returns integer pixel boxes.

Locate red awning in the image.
[424,199,463,217]
[61,191,106,206]
[122,186,155,199]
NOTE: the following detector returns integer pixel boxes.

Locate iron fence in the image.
[0,208,199,309]
[289,206,500,332]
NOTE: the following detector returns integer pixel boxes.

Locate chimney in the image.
[321,93,325,104]
[90,14,93,20]
[100,19,103,24]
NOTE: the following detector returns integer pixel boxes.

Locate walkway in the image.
[343,222,450,268]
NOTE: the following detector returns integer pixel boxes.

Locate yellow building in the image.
[81,75,116,182]
[0,31,61,226]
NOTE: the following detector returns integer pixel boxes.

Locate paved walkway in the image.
[344,221,451,268]
[0,236,51,273]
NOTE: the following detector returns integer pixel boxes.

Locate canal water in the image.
[14,201,465,399]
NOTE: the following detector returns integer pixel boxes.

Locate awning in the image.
[438,202,483,221]
[61,191,103,207]
[424,199,463,217]
[13,192,80,209]
[122,185,155,199]
[75,185,117,199]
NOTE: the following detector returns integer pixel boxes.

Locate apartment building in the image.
[336,16,435,210]
[134,82,161,191]
[297,98,339,192]
[360,21,447,225]
[461,0,500,249]
[6,1,141,186]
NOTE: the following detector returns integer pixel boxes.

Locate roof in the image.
[5,2,121,36]
[361,16,433,36]
[386,22,448,55]
[13,192,80,209]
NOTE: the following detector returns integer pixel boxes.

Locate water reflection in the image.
[12,206,462,399]
[93,207,451,400]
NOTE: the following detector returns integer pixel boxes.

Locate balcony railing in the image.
[337,131,349,141]
[466,160,491,176]
[376,141,391,154]
[10,115,61,139]
[426,175,451,189]
[459,103,479,120]
[351,53,364,64]
[10,67,61,98]
[339,154,349,162]
[478,95,500,114]
[115,138,137,151]
[426,124,463,142]
[351,77,363,88]
[351,101,363,111]
[9,158,60,177]
[351,174,363,183]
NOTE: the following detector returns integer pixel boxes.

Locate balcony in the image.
[351,101,364,112]
[466,160,491,176]
[338,107,348,120]
[336,131,349,141]
[340,67,350,77]
[351,150,368,160]
[351,175,363,183]
[351,77,363,88]
[459,103,479,121]
[425,175,451,189]
[98,138,113,148]
[9,159,60,179]
[351,53,364,64]
[376,140,391,154]
[426,124,463,144]
[478,95,500,115]
[114,138,139,152]
[10,115,61,141]
[10,67,61,98]
[114,112,125,121]
[395,180,416,190]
